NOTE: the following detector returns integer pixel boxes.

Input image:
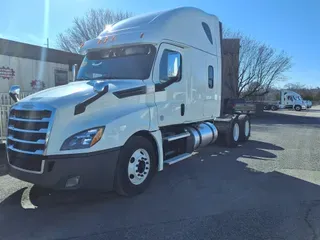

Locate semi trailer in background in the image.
[5,7,251,196]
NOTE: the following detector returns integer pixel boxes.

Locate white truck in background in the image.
[6,7,251,196]
[279,89,308,111]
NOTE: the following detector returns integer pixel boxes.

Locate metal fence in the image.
[0,105,10,143]
[0,92,32,143]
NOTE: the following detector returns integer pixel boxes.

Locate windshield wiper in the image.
[76,77,91,81]
[91,76,123,80]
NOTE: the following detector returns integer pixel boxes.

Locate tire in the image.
[114,136,157,197]
[271,105,277,111]
[238,115,251,142]
[294,105,302,111]
[224,118,240,148]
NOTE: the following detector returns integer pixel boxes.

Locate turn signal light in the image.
[90,128,104,147]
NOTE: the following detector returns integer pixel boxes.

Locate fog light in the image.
[65,176,80,188]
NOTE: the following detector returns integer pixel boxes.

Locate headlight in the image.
[60,127,104,150]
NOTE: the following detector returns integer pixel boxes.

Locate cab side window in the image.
[159,50,182,82]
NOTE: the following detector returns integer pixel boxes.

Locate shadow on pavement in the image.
[253,111,320,126]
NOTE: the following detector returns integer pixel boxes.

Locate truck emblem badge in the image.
[21,104,35,109]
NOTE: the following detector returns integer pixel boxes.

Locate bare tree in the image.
[223,30,292,98]
[284,82,306,90]
[57,9,132,53]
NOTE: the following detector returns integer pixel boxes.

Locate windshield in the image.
[76,44,156,80]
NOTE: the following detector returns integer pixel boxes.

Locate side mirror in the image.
[9,85,20,103]
[168,68,181,82]
[72,64,78,81]
[167,52,181,82]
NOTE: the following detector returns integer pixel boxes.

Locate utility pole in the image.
[44,38,49,48]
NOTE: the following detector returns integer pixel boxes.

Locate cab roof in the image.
[82,7,221,56]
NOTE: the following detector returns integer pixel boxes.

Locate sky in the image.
[1,0,320,87]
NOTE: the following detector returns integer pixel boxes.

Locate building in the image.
[0,38,83,95]
[0,38,83,142]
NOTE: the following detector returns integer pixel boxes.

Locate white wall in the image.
[0,54,72,93]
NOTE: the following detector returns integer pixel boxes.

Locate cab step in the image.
[163,132,190,142]
[164,153,192,165]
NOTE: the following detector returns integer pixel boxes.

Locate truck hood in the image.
[20,80,146,108]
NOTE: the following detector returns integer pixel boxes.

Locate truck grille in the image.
[6,104,55,173]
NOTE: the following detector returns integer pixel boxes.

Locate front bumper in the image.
[7,148,120,191]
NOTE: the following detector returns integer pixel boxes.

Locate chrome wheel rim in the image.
[128,148,150,185]
[244,120,250,137]
[233,123,240,142]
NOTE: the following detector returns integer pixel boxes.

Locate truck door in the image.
[152,43,187,127]
[285,95,293,108]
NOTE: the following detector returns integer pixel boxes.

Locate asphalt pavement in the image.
[0,106,320,240]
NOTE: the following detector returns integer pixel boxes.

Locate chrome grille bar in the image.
[7,135,46,144]
[8,126,48,133]
[7,103,55,158]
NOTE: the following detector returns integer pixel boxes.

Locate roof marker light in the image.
[112,36,116,41]
[103,37,109,43]
[97,39,102,44]
[80,43,84,48]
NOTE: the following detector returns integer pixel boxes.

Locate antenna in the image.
[44,38,49,48]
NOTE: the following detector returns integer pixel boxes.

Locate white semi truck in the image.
[279,89,307,111]
[6,7,251,196]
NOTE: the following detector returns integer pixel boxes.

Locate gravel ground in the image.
[0,106,320,240]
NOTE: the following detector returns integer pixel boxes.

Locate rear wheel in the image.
[223,118,240,148]
[238,115,251,142]
[114,136,157,197]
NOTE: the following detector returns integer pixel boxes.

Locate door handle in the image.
[181,104,185,116]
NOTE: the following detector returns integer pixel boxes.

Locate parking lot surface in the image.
[0,106,320,240]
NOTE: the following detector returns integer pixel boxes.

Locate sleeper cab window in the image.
[202,22,213,45]
[208,66,214,88]
[159,50,182,82]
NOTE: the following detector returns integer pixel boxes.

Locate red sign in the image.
[0,66,15,79]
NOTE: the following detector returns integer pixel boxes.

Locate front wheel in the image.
[114,136,157,197]
[294,105,302,111]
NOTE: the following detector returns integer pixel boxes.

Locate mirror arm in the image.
[9,93,19,102]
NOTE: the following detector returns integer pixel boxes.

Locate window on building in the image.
[202,22,213,45]
[159,50,182,82]
[54,69,68,86]
[208,66,214,89]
